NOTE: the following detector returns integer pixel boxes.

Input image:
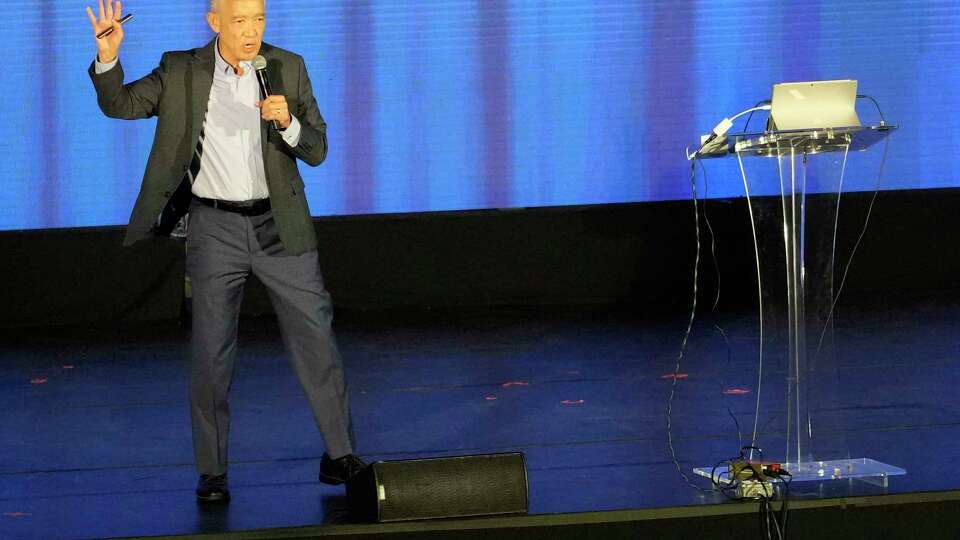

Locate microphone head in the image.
[252,55,267,70]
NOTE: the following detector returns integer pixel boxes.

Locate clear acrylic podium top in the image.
[700,124,897,159]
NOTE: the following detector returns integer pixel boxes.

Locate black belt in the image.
[194,196,271,216]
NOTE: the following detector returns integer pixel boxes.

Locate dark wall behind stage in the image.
[1,188,957,329]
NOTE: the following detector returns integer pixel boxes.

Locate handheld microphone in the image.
[252,55,279,130]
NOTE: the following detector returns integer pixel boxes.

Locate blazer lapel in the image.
[259,43,275,175]
[189,39,217,144]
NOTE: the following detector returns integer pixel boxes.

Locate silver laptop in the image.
[769,80,860,130]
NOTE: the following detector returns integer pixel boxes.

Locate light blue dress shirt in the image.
[95,40,302,202]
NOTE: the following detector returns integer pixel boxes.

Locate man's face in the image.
[207,0,266,66]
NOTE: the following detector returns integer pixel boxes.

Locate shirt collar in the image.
[214,37,253,76]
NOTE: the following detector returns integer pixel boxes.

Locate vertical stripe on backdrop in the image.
[343,1,376,214]
[39,1,60,227]
[478,0,513,209]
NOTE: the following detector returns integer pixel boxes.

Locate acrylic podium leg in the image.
[779,146,808,468]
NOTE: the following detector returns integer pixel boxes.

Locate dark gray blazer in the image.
[88,39,327,256]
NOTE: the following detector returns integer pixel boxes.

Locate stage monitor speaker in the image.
[346,452,529,523]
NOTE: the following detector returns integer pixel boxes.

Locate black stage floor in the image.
[2,296,959,539]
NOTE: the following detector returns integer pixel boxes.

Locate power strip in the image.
[737,479,774,499]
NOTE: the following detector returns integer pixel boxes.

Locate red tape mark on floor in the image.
[62,365,75,369]
[501,381,530,388]
[3,512,32,517]
[30,378,48,385]
[561,399,585,405]
[485,396,498,401]
[723,388,751,395]
[660,373,688,380]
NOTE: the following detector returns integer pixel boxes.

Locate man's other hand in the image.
[86,0,125,63]
[257,95,292,129]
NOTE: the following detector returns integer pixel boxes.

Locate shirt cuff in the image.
[281,115,302,147]
[94,56,118,74]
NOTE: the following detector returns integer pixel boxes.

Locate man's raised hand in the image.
[86,0,125,63]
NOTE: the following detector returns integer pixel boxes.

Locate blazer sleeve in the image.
[289,56,328,167]
[88,53,168,120]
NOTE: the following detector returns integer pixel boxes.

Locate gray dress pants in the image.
[186,200,353,476]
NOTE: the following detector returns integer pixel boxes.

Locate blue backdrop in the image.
[2,1,958,231]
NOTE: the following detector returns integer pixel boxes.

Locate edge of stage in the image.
[116,490,960,539]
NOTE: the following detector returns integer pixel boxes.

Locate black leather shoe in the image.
[196,474,230,504]
[319,453,367,485]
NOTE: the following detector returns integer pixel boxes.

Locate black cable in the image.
[698,159,722,312]
[856,94,886,125]
[759,498,769,540]
[710,447,774,501]
[777,472,792,539]
[741,100,772,134]
[665,156,714,494]
[769,497,783,540]
[709,445,791,539]
[698,158,745,451]
[812,134,892,359]
[710,460,730,494]
[765,499,773,539]
[710,458,744,500]
[726,405,744,452]
[758,498,766,539]
[667,155,752,495]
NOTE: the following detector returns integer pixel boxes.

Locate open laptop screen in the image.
[770,80,861,130]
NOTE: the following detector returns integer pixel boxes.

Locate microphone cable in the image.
[856,94,887,125]
[812,133,891,360]
[669,104,774,492]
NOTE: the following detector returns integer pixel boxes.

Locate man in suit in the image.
[86,0,365,504]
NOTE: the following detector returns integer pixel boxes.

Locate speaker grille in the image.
[349,453,528,522]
